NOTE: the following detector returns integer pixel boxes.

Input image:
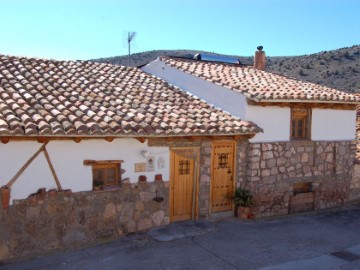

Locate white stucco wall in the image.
[142,59,248,119]
[0,139,169,203]
[144,59,357,143]
[247,105,291,142]
[311,109,356,140]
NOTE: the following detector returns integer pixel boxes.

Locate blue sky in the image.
[0,0,359,60]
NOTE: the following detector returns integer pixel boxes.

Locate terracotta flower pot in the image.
[237,206,252,219]
[1,186,10,209]
[138,175,147,182]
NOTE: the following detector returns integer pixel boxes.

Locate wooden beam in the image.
[43,146,62,191]
[0,137,9,144]
[247,100,357,110]
[234,135,254,141]
[37,137,49,143]
[189,136,212,141]
[73,137,82,143]
[83,160,124,166]
[105,137,114,142]
[6,143,48,188]
[136,137,146,143]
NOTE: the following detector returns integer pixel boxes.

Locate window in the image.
[291,108,311,140]
[293,182,313,195]
[83,160,123,190]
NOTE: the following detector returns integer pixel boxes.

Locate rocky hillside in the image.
[267,45,360,93]
[91,45,360,93]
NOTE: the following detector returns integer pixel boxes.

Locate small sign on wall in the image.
[147,156,155,172]
[157,156,165,169]
[135,163,146,172]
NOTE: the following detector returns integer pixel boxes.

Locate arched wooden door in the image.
[170,148,199,222]
[211,142,235,213]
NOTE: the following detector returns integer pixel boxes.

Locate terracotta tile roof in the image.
[0,54,261,137]
[163,57,360,103]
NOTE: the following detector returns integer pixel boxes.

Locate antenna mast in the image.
[127,32,136,66]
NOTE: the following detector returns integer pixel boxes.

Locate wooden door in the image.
[170,149,197,222]
[211,142,235,213]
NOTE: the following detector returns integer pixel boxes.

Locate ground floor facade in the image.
[3,203,360,270]
[0,138,358,261]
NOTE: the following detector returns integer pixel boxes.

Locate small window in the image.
[83,160,123,190]
[293,182,313,195]
[291,108,311,140]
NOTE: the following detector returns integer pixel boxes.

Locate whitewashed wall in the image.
[247,105,291,142]
[144,60,357,143]
[142,59,248,119]
[312,109,356,140]
[0,139,169,203]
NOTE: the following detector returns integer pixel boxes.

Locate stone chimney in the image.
[254,46,266,70]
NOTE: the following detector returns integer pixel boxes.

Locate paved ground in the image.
[2,203,360,270]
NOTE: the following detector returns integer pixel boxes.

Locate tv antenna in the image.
[127,32,136,66]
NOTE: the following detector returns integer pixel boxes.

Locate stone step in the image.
[209,211,234,221]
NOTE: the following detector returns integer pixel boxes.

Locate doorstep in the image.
[208,211,234,221]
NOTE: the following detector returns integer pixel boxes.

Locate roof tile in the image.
[164,58,359,103]
[0,54,261,137]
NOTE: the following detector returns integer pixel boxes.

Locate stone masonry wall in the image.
[243,140,356,218]
[350,162,360,201]
[0,180,168,262]
[235,141,248,188]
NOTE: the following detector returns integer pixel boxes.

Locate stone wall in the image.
[350,162,360,201]
[243,140,356,218]
[0,180,169,262]
[235,141,248,188]
[199,142,212,218]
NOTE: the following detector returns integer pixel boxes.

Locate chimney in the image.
[254,46,266,70]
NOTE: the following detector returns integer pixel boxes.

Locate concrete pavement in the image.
[1,203,360,270]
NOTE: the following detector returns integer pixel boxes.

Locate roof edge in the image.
[255,99,360,105]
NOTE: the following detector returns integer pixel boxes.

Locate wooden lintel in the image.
[83,160,124,166]
[136,137,146,143]
[189,136,212,141]
[105,137,115,142]
[233,135,254,141]
[210,136,234,141]
[248,100,357,110]
[0,137,10,144]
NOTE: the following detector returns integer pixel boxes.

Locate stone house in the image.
[1,50,359,261]
[142,48,360,217]
[0,54,261,261]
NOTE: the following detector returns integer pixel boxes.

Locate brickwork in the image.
[243,140,356,217]
[0,180,168,262]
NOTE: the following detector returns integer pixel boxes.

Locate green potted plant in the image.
[93,181,103,191]
[233,187,254,219]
